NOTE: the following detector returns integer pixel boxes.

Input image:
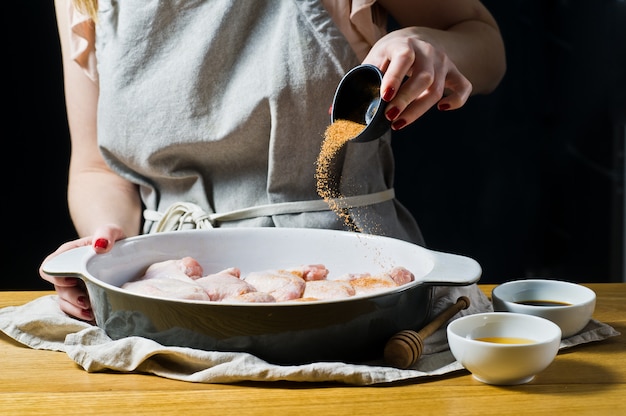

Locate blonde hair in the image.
[73,0,98,20]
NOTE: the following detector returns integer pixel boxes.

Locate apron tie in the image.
[143,189,396,232]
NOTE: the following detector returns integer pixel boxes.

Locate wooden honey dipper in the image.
[383,295,471,369]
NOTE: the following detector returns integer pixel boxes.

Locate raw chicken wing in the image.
[195,268,259,301]
[243,269,306,301]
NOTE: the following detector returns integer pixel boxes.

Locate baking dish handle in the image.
[41,246,92,278]
[421,250,482,286]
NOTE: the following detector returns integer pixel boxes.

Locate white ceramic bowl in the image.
[447,312,561,385]
[491,279,596,338]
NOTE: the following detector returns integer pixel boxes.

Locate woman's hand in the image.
[39,224,127,322]
[363,27,473,131]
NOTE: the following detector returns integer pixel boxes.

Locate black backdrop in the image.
[5,1,625,290]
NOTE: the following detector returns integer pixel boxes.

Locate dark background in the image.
[5,1,625,290]
[393,0,626,284]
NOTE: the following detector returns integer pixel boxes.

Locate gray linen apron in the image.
[95,0,424,245]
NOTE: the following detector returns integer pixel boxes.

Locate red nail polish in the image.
[77,296,87,307]
[392,119,406,130]
[382,87,395,101]
[94,238,109,249]
[82,309,94,322]
[438,103,451,111]
[386,107,400,120]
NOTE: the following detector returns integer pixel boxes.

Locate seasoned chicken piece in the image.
[302,279,355,300]
[384,266,415,285]
[242,270,306,301]
[122,277,210,300]
[345,274,396,295]
[139,256,204,281]
[332,272,371,284]
[194,268,258,301]
[282,264,329,281]
[332,267,413,296]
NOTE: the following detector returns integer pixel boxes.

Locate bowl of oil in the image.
[491,279,596,338]
[447,312,561,385]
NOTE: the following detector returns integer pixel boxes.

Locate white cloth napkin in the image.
[0,285,619,385]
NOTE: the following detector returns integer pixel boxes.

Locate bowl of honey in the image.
[491,279,596,338]
[447,312,561,385]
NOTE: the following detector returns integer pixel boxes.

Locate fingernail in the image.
[392,119,407,130]
[328,104,333,115]
[385,107,400,120]
[82,309,94,321]
[94,238,109,249]
[382,87,395,101]
[77,296,87,307]
[438,103,451,111]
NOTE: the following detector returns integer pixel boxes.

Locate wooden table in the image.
[1,284,624,415]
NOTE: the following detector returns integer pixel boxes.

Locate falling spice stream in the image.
[315,119,366,232]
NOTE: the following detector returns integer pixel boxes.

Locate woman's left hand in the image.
[363,27,473,130]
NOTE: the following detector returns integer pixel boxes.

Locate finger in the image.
[56,284,94,322]
[437,71,473,111]
[403,68,442,104]
[55,283,90,307]
[385,63,441,126]
[58,297,94,322]
[379,54,414,102]
[91,224,127,254]
[390,91,441,130]
[39,237,94,285]
[43,276,81,288]
[51,236,94,256]
[363,40,416,103]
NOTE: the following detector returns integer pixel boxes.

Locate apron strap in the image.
[143,189,395,232]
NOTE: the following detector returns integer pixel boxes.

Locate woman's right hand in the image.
[39,225,127,322]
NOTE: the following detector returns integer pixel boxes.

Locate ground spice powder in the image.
[315,119,366,232]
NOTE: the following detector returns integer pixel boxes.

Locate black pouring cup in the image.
[330,64,391,143]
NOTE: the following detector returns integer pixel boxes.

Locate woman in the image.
[41,0,506,321]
